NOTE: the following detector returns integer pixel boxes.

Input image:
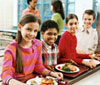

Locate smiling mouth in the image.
[49,40,54,42]
[27,36,34,40]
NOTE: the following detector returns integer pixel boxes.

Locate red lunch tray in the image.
[55,64,89,78]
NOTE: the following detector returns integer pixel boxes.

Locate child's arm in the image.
[82,59,97,68]
[1,50,14,83]
[76,53,90,59]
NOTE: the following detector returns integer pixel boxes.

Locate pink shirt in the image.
[1,39,45,83]
[22,7,40,19]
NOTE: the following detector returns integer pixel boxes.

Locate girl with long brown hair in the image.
[1,14,63,85]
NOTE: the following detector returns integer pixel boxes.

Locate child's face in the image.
[41,28,58,46]
[29,0,37,9]
[18,22,39,43]
[83,14,95,29]
[65,18,78,35]
[51,5,54,12]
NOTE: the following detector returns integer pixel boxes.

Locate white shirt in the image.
[76,27,98,53]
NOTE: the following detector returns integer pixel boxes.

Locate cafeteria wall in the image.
[0,0,13,29]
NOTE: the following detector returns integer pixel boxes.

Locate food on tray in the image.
[95,54,100,59]
[91,54,100,61]
[95,54,100,57]
[61,63,77,72]
[41,78,54,85]
[30,79,38,85]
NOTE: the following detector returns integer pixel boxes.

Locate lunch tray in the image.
[44,64,89,78]
[62,65,89,78]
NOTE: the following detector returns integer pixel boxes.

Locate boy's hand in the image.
[82,59,97,68]
[90,54,100,61]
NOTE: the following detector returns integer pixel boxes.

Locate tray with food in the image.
[55,63,89,78]
[26,76,58,85]
[83,59,100,65]
[55,63,80,73]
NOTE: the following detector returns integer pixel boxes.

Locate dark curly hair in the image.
[41,20,59,33]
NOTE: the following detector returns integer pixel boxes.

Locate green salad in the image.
[61,63,72,72]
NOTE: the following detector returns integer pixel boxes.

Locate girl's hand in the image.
[82,59,97,68]
[50,72,63,80]
[9,78,26,85]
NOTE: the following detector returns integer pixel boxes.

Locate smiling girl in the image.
[1,14,63,85]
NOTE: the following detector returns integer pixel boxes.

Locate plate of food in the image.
[26,76,58,85]
[55,63,80,73]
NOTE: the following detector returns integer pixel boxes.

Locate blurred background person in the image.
[51,0,65,44]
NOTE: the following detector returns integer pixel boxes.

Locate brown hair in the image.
[27,0,32,4]
[51,0,65,19]
[15,14,40,73]
[83,9,95,20]
[66,14,78,24]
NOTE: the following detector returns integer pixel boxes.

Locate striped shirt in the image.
[42,41,59,65]
[1,39,45,83]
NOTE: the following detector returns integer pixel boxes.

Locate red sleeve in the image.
[73,53,90,64]
[76,53,90,59]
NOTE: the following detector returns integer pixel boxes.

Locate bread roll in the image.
[41,78,54,85]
